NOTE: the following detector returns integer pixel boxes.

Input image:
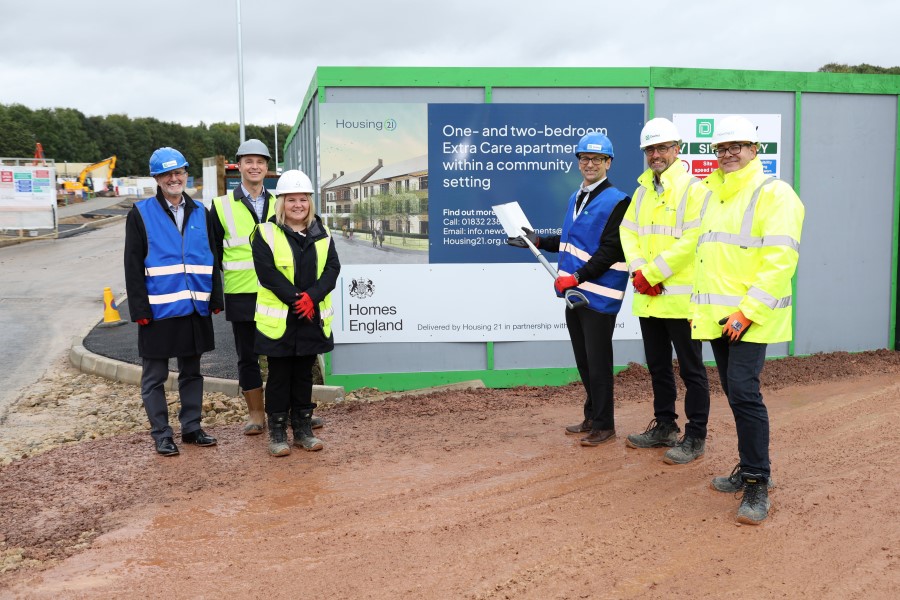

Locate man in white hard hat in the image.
[692,115,804,524]
[210,140,326,435]
[620,118,711,465]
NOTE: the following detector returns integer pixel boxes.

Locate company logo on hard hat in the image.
[162,160,178,168]
[586,143,603,151]
[349,278,375,299]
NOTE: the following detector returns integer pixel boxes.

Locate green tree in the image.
[819,63,900,74]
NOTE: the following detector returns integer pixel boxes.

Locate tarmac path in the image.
[0,219,125,420]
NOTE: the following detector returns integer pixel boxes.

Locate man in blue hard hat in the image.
[507,132,631,446]
[124,147,224,457]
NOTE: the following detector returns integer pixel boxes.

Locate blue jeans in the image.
[709,338,770,477]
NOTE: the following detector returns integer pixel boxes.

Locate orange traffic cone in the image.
[98,286,127,327]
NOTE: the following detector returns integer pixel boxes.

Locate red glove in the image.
[719,311,752,343]
[136,318,150,326]
[554,274,578,293]
[293,293,315,320]
[632,270,652,294]
[645,283,662,297]
[212,308,222,314]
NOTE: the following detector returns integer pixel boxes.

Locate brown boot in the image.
[242,388,265,435]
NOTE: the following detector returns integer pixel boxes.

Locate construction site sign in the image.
[672,114,782,179]
[0,165,57,230]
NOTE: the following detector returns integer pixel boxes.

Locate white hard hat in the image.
[274,169,314,196]
[639,118,681,148]
[712,116,759,146]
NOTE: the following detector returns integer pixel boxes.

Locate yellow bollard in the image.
[99,286,127,327]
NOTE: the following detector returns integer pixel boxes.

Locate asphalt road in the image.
[0,220,126,419]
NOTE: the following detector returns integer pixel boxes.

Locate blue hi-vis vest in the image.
[557,186,629,314]
[136,197,214,320]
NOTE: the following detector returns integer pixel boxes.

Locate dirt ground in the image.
[1,350,899,599]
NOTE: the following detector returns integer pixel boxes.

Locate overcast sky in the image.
[2,0,898,127]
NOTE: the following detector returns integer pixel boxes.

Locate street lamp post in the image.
[268,98,278,173]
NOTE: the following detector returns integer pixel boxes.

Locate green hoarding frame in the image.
[286,67,900,391]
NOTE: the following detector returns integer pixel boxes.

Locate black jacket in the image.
[251,215,341,357]
[124,189,224,359]
[209,185,274,322]
[540,179,630,282]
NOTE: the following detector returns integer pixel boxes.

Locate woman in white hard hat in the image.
[251,169,341,457]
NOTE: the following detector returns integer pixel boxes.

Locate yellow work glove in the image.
[719,311,752,344]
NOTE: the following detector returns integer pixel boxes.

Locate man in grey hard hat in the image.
[210,139,324,435]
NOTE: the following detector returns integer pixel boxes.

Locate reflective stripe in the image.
[698,231,801,252]
[691,293,742,307]
[608,262,628,272]
[748,286,793,309]
[321,306,334,319]
[620,218,638,232]
[560,242,592,263]
[580,280,626,300]
[145,264,214,276]
[223,236,250,248]
[661,284,692,295]
[148,290,211,304]
[255,303,289,319]
[632,178,700,240]
[652,254,673,279]
[629,258,648,271]
[219,193,241,246]
[222,260,255,271]
[698,189,713,220]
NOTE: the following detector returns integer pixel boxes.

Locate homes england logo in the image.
[349,278,375,299]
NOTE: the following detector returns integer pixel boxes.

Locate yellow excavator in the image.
[63,156,117,196]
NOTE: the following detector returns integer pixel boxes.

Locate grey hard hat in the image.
[236,138,271,160]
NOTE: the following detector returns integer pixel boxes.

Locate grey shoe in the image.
[736,475,771,525]
[311,415,325,430]
[268,413,291,457]
[711,464,776,493]
[663,435,705,465]
[292,411,324,452]
[625,419,680,449]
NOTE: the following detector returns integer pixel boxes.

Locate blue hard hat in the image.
[149,147,189,176]
[575,132,614,159]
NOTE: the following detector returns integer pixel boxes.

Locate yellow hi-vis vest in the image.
[254,222,334,340]
[213,190,275,294]
[620,158,713,319]
[691,158,804,343]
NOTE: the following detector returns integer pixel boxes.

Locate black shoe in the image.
[736,474,771,525]
[625,419,680,449]
[565,419,593,435]
[181,429,217,446]
[155,437,180,456]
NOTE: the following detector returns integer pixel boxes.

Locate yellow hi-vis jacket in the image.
[213,190,276,294]
[254,222,334,340]
[620,158,712,319]
[691,157,805,343]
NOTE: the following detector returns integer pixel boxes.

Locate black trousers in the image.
[709,338,770,477]
[231,320,263,391]
[565,307,616,431]
[265,354,317,416]
[140,355,203,441]
[639,316,710,438]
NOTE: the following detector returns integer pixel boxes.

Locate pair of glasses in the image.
[578,156,609,165]
[642,143,677,156]
[162,169,187,178]
[713,143,752,157]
